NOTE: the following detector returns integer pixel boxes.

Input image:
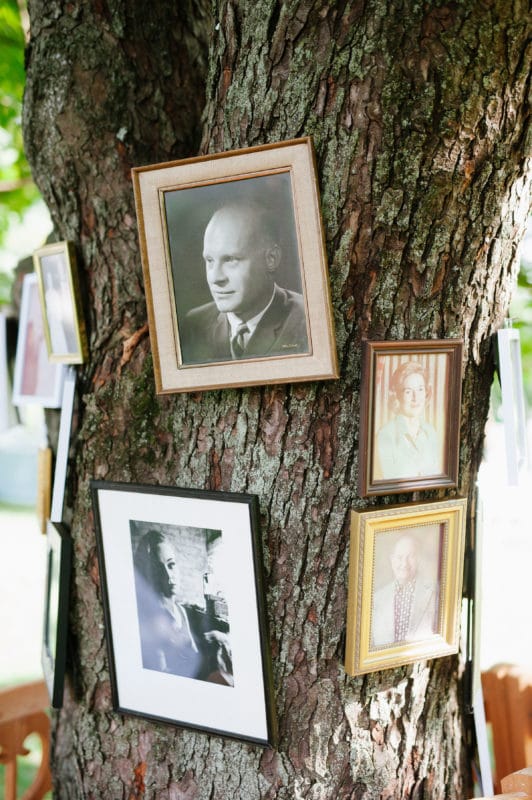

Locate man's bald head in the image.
[202,202,282,320]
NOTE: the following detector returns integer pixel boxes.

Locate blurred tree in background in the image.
[0,0,49,305]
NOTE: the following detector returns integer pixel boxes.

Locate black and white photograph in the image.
[132,137,338,393]
[91,481,276,745]
[345,498,467,677]
[165,173,309,366]
[131,521,233,686]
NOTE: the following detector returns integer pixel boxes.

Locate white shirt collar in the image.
[226,285,277,338]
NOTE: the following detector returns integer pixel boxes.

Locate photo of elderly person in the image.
[371,527,441,649]
[374,359,444,481]
[132,524,233,686]
[182,202,308,363]
[164,172,309,366]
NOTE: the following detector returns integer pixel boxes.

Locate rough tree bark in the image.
[22,1,531,798]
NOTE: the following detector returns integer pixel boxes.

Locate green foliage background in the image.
[0,0,42,305]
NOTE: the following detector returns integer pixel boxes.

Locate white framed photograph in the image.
[12,273,65,407]
[497,325,528,485]
[91,481,277,746]
[50,367,77,523]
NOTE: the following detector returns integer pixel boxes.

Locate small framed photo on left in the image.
[42,521,72,708]
[12,273,65,407]
[33,241,88,364]
[91,481,277,746]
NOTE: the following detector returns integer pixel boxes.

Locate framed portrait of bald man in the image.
[345,498,467,677]
[132,137,338,393]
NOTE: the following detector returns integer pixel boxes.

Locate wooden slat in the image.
[482,665,532,792]
[502,768,532,795]
[0,681,50,725]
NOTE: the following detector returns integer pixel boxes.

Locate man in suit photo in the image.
[371,532,439,649]
[179,201,309,364]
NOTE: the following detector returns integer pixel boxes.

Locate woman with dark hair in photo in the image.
[375,360,442,480]
[133,528,233,686]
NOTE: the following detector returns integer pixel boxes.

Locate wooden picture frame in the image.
[12,273,65,407]
[42,521,72,708]
[33,241,88,364]
[50,367,77,523]
[91,480,277,746]
[345,498,467,676]
[132,137,338,393]
[358,339,463,496]
[36,446,52,535]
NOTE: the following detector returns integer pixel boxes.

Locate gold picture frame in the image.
[33,241,88,364]
[132,137,338,394]
[345,498,467,677]
[358,339,463,496]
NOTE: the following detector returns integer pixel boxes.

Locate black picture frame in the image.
[91,480,277,746]
[41,521,72,708]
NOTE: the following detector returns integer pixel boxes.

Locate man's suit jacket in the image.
[180,284,309,364]
[371,577,438,648]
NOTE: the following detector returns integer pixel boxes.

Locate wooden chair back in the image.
[0,680,52,800]
[482,664,532,792]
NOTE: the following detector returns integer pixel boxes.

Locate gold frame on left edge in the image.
[345,498,467,677]
[33,240,88,365]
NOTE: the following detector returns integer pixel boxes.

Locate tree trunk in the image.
[23,1,531,798]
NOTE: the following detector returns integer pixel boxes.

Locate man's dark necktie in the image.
[231,323,249,359]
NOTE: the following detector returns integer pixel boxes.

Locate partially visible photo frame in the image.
[345,498,467,677]
[132,137,338,393]
[33,241,88,364]
[36,445,52,535]
[42,521,72,708]
[358,339,463,496]
[496,325,528,485]
[0,310,16,431]
[50,367,77,523]
[91,481,277,746]
[12,273,65,407]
